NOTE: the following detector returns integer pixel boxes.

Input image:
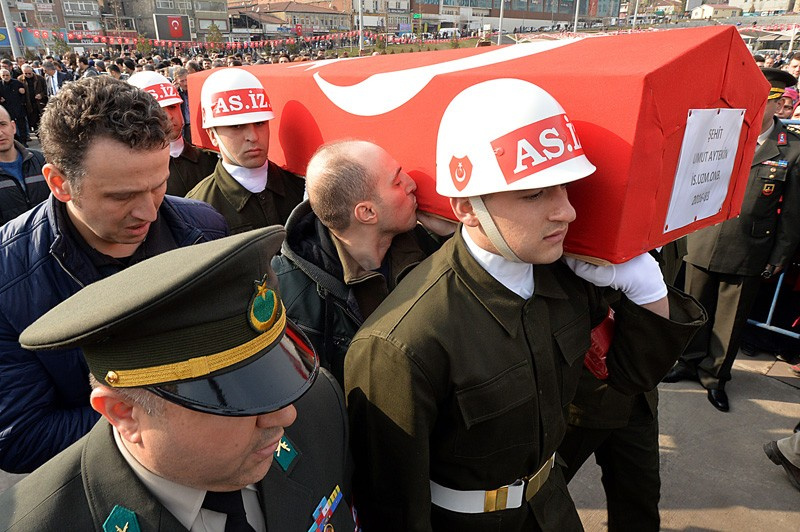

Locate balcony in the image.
[63,1,100,17]
[63,8,100,16]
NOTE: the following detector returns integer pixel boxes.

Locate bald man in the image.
[272,139,449,385]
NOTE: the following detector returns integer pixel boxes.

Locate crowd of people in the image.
[0,45,797,531]
[0,46,357,149]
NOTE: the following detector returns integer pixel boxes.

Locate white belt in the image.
[430,453,556,514]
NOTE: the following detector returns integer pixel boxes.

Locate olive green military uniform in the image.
[1,228,355,532]
[558,244,686,532]
[0,369,354,532]
[167,144,219,197]
[345,230,705,531]
[680,118,800,390]
[186,160,305,234]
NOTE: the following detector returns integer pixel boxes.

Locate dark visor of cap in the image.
[148,321,318,416]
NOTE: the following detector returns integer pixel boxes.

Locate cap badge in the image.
[103,505,141,532]
[249,275,281,333]
[449,155,472,192]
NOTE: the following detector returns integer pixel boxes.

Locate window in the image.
[63,0,99,12]
[67,20,90,30]
[199,19,227,30]
[155,0,174,8]
[37,13,58,24]
[194,1,225,11]
[177,0,191,9]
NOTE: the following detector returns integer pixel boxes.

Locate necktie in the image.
[202,490,256,532]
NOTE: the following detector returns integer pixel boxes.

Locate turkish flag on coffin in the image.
[189,26,767,263]
[168,16,184,39]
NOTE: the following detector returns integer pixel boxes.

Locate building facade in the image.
[119,0,228,42]
[728,0,796,15]
[690,3,743,18]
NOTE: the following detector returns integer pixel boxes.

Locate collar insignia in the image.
[103,505,140,532]
[274,435,299,473]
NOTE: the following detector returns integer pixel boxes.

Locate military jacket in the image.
[186,160,305,234]
[0,369,355,532]
[345,231,706,531]
[686,119,800,276]
[167,144,219,197]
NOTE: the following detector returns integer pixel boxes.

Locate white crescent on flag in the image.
[312,40,579,117]
[171,20,180,30]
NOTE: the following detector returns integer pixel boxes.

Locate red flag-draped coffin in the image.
[189,26,766,263]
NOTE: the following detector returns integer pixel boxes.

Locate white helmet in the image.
[436,78,596,198]
[200,68,274,129]
[128,71,183,108]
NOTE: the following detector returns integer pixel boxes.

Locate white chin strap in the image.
[210,127,241,167]
[469,195,523,263]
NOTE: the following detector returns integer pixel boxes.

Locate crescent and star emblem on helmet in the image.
[449,156,473,192]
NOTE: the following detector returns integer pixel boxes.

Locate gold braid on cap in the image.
[104,305,285,387]
[769,87,786,100]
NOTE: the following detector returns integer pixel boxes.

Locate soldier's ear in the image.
[43,163,73,202]
[450,197,479,227]
[207,127,219,148]
[90,387,142,445]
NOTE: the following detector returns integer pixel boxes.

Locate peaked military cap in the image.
[20,227,318,416]
[762,68,798,100]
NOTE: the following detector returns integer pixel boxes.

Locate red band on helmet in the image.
[209,88,272,118]
[490,114,584,185]
[144,83,179,103]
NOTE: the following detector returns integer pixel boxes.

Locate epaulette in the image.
[784,124,800,138]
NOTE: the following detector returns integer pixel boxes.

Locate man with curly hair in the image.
[0,76,229,474]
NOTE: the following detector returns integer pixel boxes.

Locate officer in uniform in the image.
[664,68,800,412]
[0,227,355,532]
[128,71,219,197]
[187,68,305,233]
[344,79,706,531]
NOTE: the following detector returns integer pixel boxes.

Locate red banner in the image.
[189,27,765,263]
